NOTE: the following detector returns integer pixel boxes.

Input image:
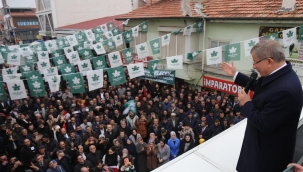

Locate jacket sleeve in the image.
[235,72,257,91]
[241,89,296,133]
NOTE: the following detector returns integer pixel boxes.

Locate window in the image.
[209,39,230,67]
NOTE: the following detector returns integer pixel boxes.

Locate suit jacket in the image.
[235,62,303,172]
[195,125,212,140]
[34,159,50,172]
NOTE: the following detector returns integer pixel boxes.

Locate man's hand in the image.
[238,89,251,106]
[287,163,303,172]
[221,62,237,77]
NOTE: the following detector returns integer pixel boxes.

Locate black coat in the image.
[179,139,195,155]
[235,62,303,172]
[195,125,212,141]
[86,150,103,166]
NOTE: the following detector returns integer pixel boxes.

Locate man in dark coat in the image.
[222,40,303,172]
[86,145,102,167]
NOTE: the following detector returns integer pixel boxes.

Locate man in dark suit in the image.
[195,121,212,142]
[0,101,9,114]
[32,154,50,172]
[222,40,303,172]
[168,113,179,134]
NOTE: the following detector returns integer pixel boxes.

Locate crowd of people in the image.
[0,74,245,172]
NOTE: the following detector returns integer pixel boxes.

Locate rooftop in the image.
[57,15,123,30]
[116,0,303,20]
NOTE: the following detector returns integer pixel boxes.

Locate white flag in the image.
[183,25,192,36]
[93,42,106,55]
[127,63,145,79]
[84,29,96,42]
[63,46,74,55]
[3,74,21,82]
[104,31,113,39]
[244,38,259,57]
[45,40,58,51]
[136,42,149,59]
[100,24,108,33]
[7,53,21,66]
[114,34,123,47]
[37,59,51,70]
[206,47,223,65]
[37,51,49,61]
[108,51,123,68]
[132,26,139,37]
[46,75,61,92]
[7,80,27,100]
[8,45,20,52]
[161,33,171,47]
[66,51,80,64]
[123,19,130,25]
[87,69,104,91]
[84,41,94,49]
[78,59,92,76]
[66,35,79,47]
[167,55,183,69]
[19,46,33,56]
[283,28,296,47]
[2,66,18,76]
[43,67,58,78]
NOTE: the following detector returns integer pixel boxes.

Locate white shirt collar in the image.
[269,63,287,75]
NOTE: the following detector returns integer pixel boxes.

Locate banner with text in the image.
[141,69,175,85]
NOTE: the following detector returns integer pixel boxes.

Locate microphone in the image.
[244,71,258,93]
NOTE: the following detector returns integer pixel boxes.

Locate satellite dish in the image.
[281,0,296,11]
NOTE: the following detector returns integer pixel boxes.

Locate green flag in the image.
[108,66,126,86]
[28,75,46,97]
[66,73,85,94]
[299,26,303,41]
[147,59,160,76]
[172,29,182,35]
[264,33,279,40]
[195,21,204,33]
[31,43,47,52]
[53,55,67,66]
[93,26,103,34]
[103,39,116,52]
[19,63,34,74]
[23,71,41,80]
[107,21,115,30]
[95,33,106,43]
[187,50,202,61]
[140,21,148,34]
[92,55,107,70]
[75,32,87,44]
[73,43,85,51]
[123,100,137,114]
[24,54,37,64]
[1,52,7,63]
[111,27,120,36]
[0,82,7,101]
[50,49,63,58]
[60,64,75,75]
[123,30,134,43]
[0,46,9,53]
[224,43,241,62]
[78,49,94,60]
[121,48,134,64]
[149,38,160,55]
[56,38,70,49]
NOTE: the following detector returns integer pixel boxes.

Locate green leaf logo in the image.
[41,52,47,57]
[71,54,77,59]
[248,40,256,47]
[211,51,218,57]
[48,43,52,48]
[52,76,57,83]
[82,63,88,68]
[87,32,91,35]
[287,30,294,38]
[164,35,168,40]
[6,69,13,74]
[134,28,138,32]
[11,55,17,59]
[96,45,101,49]
[132,66,139,71]
[47,68,54,73]
[112,54,118,60]
[69,37,73,41]
[22,48,27,51]
[142,24,147,29]
[139,46,145,51]
[33,81,41,88]
[229,47,237,54]
[187,26,191,29]
[92,74,99,81]
[67,49,72,53]
[116,36,121,40]
[13,84,20,91]
[171,59,178,63]
[72,77,80,85]
[41,62,47,67]
[112,70,120,77]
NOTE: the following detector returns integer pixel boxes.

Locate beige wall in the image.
[50,0,134,28]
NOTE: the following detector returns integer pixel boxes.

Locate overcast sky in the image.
[0,0,36,8]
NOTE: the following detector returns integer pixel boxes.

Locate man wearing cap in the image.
[168,113,178,134]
